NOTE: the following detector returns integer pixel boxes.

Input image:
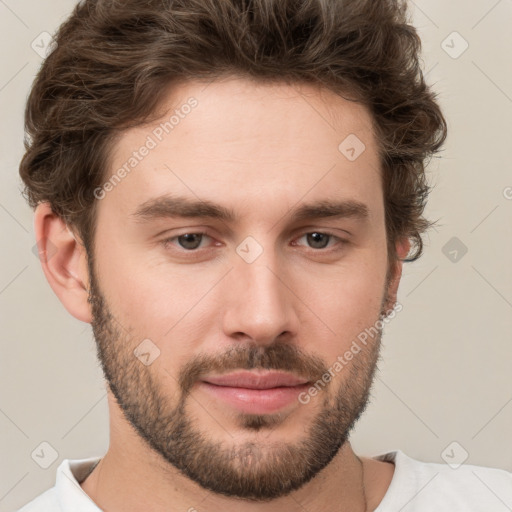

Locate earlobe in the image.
[34,202,92,323]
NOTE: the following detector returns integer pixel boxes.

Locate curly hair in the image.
[19,0,447,266]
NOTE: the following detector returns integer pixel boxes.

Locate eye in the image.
[292,231,344,251]
[162,232,212,251]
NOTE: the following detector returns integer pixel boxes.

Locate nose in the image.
[221,249,299,346]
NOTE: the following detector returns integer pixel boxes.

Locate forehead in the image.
[101,77,383,225]
[143,77,377,154]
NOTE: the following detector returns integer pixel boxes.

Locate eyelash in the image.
[160,230,348,255]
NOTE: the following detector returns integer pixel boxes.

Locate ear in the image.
[33,202,92,323]
[383,237,411,315]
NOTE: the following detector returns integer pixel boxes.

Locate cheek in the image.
[91,231,167,334]
[93,236,220,355]
[294,252,388,358]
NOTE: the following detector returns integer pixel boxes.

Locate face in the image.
[87,77,396,501]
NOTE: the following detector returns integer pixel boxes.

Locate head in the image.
[20,0,447,502]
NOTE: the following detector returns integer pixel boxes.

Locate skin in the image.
[34,77,410,512]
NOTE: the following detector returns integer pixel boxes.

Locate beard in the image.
[87,257,390,502]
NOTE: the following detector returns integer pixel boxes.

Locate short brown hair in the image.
[19,0,447,266]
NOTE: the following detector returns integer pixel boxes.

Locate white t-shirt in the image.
[16,450,512,511]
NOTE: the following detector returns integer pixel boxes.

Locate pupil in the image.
[308,232,329,249]
[179,233,201,250]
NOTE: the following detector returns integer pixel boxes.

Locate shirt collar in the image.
[56,457,102,511]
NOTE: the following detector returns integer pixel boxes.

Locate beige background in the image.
[1,1,511,510]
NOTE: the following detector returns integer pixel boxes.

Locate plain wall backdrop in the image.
[1,1,511,510]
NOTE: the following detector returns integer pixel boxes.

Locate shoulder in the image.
[374,450,512,511]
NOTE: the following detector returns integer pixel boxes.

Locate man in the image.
[17,0,511,510]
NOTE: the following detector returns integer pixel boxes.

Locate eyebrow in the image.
[131,194,369,225]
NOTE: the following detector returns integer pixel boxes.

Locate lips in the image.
[198,371,312,414]
[201,370,309,389]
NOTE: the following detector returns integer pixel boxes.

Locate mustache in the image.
[178,342,329,394]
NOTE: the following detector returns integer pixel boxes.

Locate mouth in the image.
[198,370,311,415]
[202,370,310,389]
